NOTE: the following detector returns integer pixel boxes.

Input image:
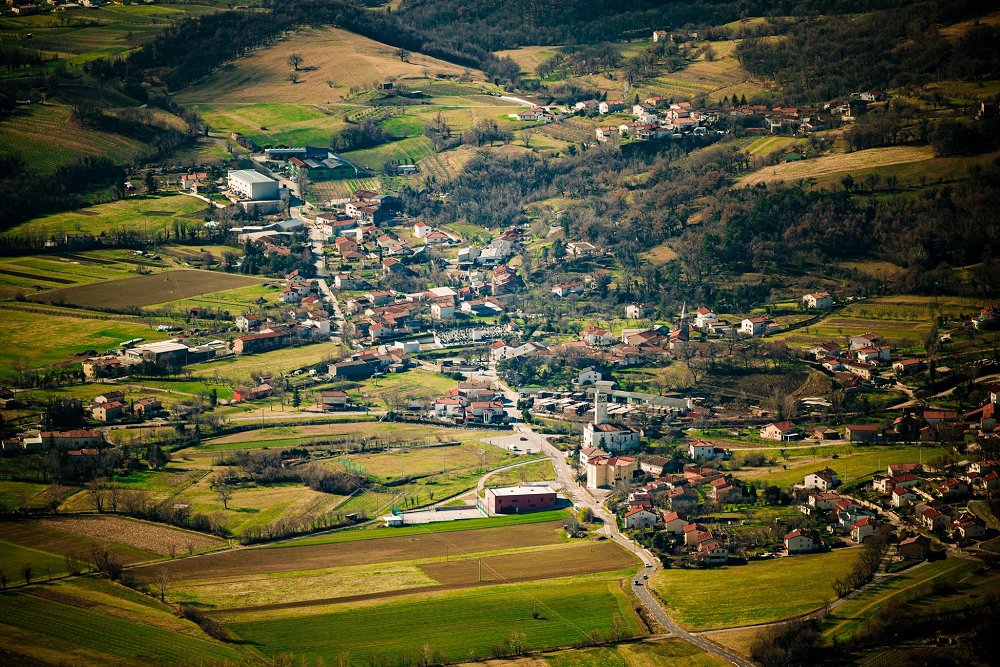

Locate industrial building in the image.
[485,485,557,515]
[228,169,279,201]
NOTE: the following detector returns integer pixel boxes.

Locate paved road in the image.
[472,372,753,666]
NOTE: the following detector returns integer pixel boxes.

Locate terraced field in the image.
[737,146,936,186]
[0,104,150,173]
[0,579,246,666]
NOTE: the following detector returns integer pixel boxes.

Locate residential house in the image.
[92,401,125,422]
[649,510,682,534]
[93,392,124,405]
[552,281,585,298]
[917,506,951,532]
[640,456,672,477]
[760,421,801,441]
[802,292,833,309]
[697,539,730,565]
[232,384,272,403]
[804,467,840,491]
[667,486,699,513]
[893,358,926,376]
[39,430,104,449]
[740,316,776,336]
[851,517,878,543]
[134,398,162,418]
[693,307,717,329]
[580,326,615,346]
[567,241,600,257]
[683,523,713,546]
[579,446,610,466]
[849,333,885,351]
[623,507,661,529]
[891,487,918,508]
[785,529,819,554]
[688,441,728,460]
[897,535,931,560]
[808,492,843,512]
[577,367,603,385]
[598,100,626,114]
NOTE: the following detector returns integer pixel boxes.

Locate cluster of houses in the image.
[2,428,106,456]
[87,391,163,423]
[590,98,714,143]
[431,382,507,425]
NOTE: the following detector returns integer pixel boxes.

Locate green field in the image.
[0,539,70,581]
[10,194,206,236]
[0,306,170,377]
[0,253,160,299]
[732,444,949,488]
[0,580,245,665]
[822,557,980,641]
[348,368,460,409]
[188,342,342,380]
[224,573,642,664]
[282,508,569,547]
[651,548,860,630]
[487,459,558,487]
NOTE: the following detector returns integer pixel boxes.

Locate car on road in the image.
[633,580,642,586]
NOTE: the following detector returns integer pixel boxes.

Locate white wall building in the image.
[228,170,279,201]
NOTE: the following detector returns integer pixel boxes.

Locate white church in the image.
[582,390,641,453]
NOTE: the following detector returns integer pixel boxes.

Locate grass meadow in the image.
[9,193,205,236]
[223,573,643,664]
[651,548,860,630]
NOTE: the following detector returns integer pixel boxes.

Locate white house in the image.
[760,421,800,441]
[626,303,654,320]
[580,325,615,346]
[688,441,727,460]
[784,529,819,554]
[693,307,717,328]
[623,507,661,529]
[891,487,917,508]
[413,221,431,238]
[804,468,840,491]
[740,316,774,336]
[552,281,585,298]
[802,292,833,309]
[578,367,603,385]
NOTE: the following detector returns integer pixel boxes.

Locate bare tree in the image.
[288,73,300,84]
[152,567,171,603]
[211,474,235,510]
[287,52,303,71]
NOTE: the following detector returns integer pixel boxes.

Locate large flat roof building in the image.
[228,169,279,201]
[485,485,557,515]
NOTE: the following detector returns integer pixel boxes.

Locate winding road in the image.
[471,370,753,666]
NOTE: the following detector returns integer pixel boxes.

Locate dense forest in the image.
[735,0,1000,102]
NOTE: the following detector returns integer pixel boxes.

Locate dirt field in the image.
[31,269,265,309]
[35,515,226,556]
[737,146,935,186]
[177,26,477,105]
[134,520,564,581]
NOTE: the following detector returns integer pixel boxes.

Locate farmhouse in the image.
[485,485,557,515]
[319,390,350,410]
[801,292,833,309]
[760,421,800,441]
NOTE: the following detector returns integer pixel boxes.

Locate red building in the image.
[485,486,557,515]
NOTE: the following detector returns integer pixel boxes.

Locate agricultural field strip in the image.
[133,519,569,582]
[822,558,980,640]
[173,540,634,612]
